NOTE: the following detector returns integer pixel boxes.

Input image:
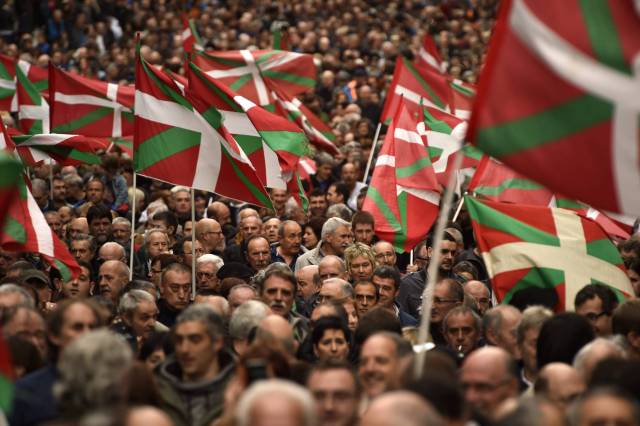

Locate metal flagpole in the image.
[361,122,382,184]
[191,188,196,298]
[413,150,465,379]
[452,194,466,223]
[128,173,137,280]
[48,159,54,201]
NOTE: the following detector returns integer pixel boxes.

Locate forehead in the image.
[355,282,376,293]
[354,223,372,230]
[248,239,269,251]
[441,240,458,250]
[72,240,90,248]
[174,191,189,200]
[164,270,191,284]
[87,181,103,189]
[319,260,342,272]
[265,218,281,227]
[447,312,475,327]
[374,242,394,253]
[197,262,216,271]
[136,299,157,311]
[351,255,371,264]
[149,233,168,242]
[372,276,395,287]
[264,275,295,290]
[361,335,396,357]
[63,303,96,323]
[308,369,356,391]
[283,222,301,233]
[333,225,351,235]
[175,320,207,335]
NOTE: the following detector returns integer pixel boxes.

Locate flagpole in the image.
[48,159,54,201]
[413,149,465,379]
[452,195,465,223]
[409,248,414,265]
[361,122,382,184]
[129,173,137,280]
[191,188,196,298]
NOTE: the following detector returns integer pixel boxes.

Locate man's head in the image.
[228,300,270,356]
[321,218,353,257]
[67,218,89,241]
[111,217,131,246]
[241,215,263,241]
[443,306,482,356]
[228,284,258,314]
[612,300,640,356]
[296,265,319,301]
[256,314,296,355]
[307,361,359,426]
[98,260,130,303]
[98,242,126,263]
[360,391,442,426]
[144,229,169,259]
[58,206,74,226]
[263,217,282,244]
[246,236,272,272]
[270,189,290,212]
[373,241,397,267]
[70,234,96,264]
[318,255,348,282]
[0,284,35,309]
[171,187,191,216]
[148,210,178,239]
[196,254,224,292]
[235,380,316,426]
[118,290,158,339]
[572,337,626,383]
[86,204,112,244]
[575,283,618,337]
[318,278,353,305]
[483,305,523,359]
[274,220,300,255]
[160,263,192,311]
[47,299,102,352]
[534,363,585,412]
[354,281,378,317]
[61,261,93,299]
[517,306,553,380]
[426,232,458,275]
[3,306,47,357]
[308,189,328,217]
[51,177,66,203]
[326,182,349,206]
[431,278,464,324]
[257,263,297,317]
[207,201,231,227]
[358,332,413,398]
[182,239,205,266]
[340,163,358,188]
[460,346,520,420]
[44,211,63,239]
[195,218,224,253]
[85,179,105,204]
[463,280,491,315]
[344,243,376,283]
[194,294,230,319]
[352,211,375,245]
[372,266,401,310]
[567,387,640,426]
[173,304,224,382]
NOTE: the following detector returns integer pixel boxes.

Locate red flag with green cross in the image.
[134,46,272,208]
[465,196,633,311]
[191,49,316,106]
[182,16,204,53]
[16,64,49,134]
[363,97,441,252]
[467,0,640,217]
[0,54,47,112]
[49,64,135,138]
[11,132,110,167]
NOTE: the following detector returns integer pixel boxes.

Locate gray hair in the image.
[197,254,224,270]
[143,228,169,246]
[253,262,296,294]
[0,284,35,308]
[176,304,224,342]
[315,152,334,167]
[322,278,353,299]
[54,329,133,414]
[63,174,84,189]
[71,233,97,253]
[235,379,317,426]
[229,300,270,340]
[321,217,351,240]
[118,290,155,319]
[31,178,48,195]
[326,203,353,221]
[111,217,131,228]
[517,305,553,344]
[572,337,626,377]
[443,306,483,334]
[483,305,520,336]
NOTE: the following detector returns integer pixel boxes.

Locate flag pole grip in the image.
[413,148,465,379]
[129,173,137,280]
[361,122,382,184]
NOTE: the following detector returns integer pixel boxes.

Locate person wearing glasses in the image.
[574,283,619,337]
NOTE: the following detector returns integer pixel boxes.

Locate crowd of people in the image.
[2,0,640,425]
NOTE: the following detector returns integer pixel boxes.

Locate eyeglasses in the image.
[584,312,608,322]
[433,297,459,306]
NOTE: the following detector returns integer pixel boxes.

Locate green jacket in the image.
[155,350,235,426]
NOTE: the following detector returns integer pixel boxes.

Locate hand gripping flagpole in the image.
[361,122,382,184]
[129,173,137,280]
[191,188,196,298]
[413,149,465,379]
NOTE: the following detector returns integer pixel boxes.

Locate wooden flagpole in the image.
[191,188,196,297]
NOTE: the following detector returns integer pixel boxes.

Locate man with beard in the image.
[271,220,304,271]
[398,232,458,319]
[257,262,309,343]
[307,360,360,426]
[296,218,353,269]
[87,204,113,245]
[341,162,366,211]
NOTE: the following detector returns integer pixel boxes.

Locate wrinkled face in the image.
[196,262,219,292]
[372,276,397,309]
[461,359,515,419]
[201,222,223,251]
[628,268,640,297]
[465,282,491,315]
[174,320,221,381]
[431,282,460,323]
[261,276,295,317]
[359,335,398,398]
[90,217,111,244]
[428,240,457,272]
[173,191,191,214]
[5,308,47,357]
[296,269,317,301]
[373,243,396,267]
[70,240,93,263]
[51,303,98,349]
[303,226,319,249]
[354,283,377,316]
[98,263,128,302]
[495,310,522,358]
[111,223,130,244]
[341,164,357,185]
[349,255,373,282]
[127,299,158,339]
[62,266,92,299]
[147,233,169,258]
[518,327,540,376]
[308,369,359,426]
[229,287,256,313]
[161,270,192,311]
[263,219,281,243]
[86,181,104,203]
[280,223,302,256]
[445,312,480,355]
[67,220,89,240]
[183,240,205,266]
[45,213,63,238]
[309,195,327,216]
[326,225,353,256]
[354,223,374,245]
[318,281,346,304]
[247,238,271,271]
[318,259,345,283]
[241,217,262,240]
[315,329,349,362]
[58,207,73,225]
[576,296,612,337]
[326,185,343,205]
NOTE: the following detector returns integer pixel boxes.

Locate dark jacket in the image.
[398,270,426,319]
[155,350,235,426]
[157,298,182,329]
[9,364,58,426]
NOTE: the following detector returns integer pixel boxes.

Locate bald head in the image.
[361,391,442,426]
[257,315,296,355]
[318,255,347,282]
[207,201,231,226]
[535,362,585,411]
[125,406,173,426]
[98,242,126,262]
[295,265,319,301]
[194,295,230,318]
[196,218,223,252]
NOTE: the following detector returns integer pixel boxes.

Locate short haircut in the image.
[86,204,111,224]
[517,305,553,344]
[351,211,374,229]
[326,203,352,222]
[307,359,360,393]
[426,231,457,248]
[443,306,482,333]
[311,315,351,348]
[369,331,413,358]
[322,278,353,300]
[452,261,478,280]
[437,278,465,303]
[112,217,131,228]
[71,233,96,253]
[229,300,270,340]
[329,182,350,202]
[235,380,316,426]
[574,283,619,315]
[372,265,401,290]
[197,254,224,270]
[150,210,178,231]
[483,305,520,336]
[175,304,224,342]
[344,242,376,274]
[160,262,191,285]
[0,284,35,308]
[118,290,155,319]
[321,217,351,240]
[254,263,296,294]
[144,228,169,247]
[277,220,299,239]
[612,299,640,336]
[567,387,640,426]
[354,307,402,347]
[47,300,103,354]
[353,281,379,301]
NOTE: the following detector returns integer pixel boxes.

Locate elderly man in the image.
[483,305,523,359]
[361,391,442,426]
[195,218,224,255]
[463,280,492,315]
[534,363,586,412]
[460,347,520,421]
[171,186,191,220]
[114,290,160,350]
[98,260,130,304]
[295,217,353,269]
[235,380,316,426]
[3,306,47,357]
[318,278,353,305]
[196,254,224,292]
[98,241,126,263]
[295,265,319,317]
[517,306,553,389]
[373,241,397,268]
[228,300,270,356]
[271,220,304,270]
[111,217,131,247]
[263,217,281,244]
[70,234,96,265]
[157,263,192,328]
[246,236,272,273]
[443,306,482,358]
[66,217,89,241]
[318,255,349,283]
[182,238,205,266]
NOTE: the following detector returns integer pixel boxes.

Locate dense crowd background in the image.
[2,1,640,426]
